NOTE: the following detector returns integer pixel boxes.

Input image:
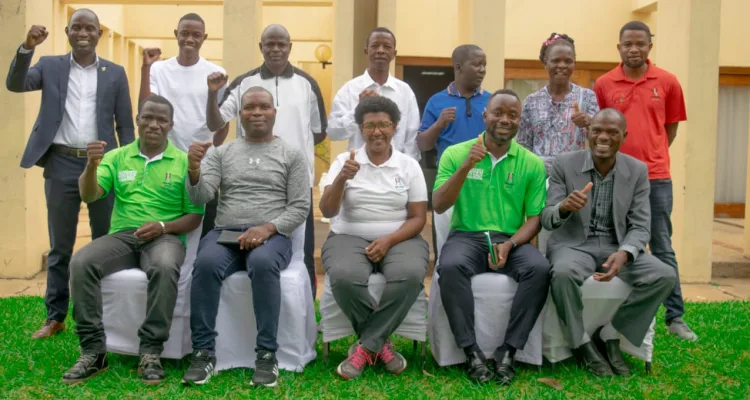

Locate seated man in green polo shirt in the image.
[433,89,550,386]
[62,95,204,385]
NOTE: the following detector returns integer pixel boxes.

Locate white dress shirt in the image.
[328,70,421,161]
[18,49,100,148]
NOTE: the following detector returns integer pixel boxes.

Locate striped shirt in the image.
[582,152,616,237]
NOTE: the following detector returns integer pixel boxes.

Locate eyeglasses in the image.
[361,121,393,133]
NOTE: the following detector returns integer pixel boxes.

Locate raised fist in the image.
[207,72,228,93]
[86,141,107,167]
[24,25,49,50]
[142,48,162,66]
[188,141,212,170]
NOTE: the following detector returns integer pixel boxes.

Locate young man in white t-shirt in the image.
[138,13,228,237]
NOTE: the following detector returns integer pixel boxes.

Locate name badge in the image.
[118,170,137,182]
[467,168,484,181]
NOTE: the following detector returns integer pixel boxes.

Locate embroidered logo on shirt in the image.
[394,177,406,190]
[118,170,136,182]
[467,168,484,181]
[164,172,172,183]
[248,157,261,165]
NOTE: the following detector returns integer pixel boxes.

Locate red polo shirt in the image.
[593,60,687,180]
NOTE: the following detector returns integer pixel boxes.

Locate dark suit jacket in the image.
[5,47,134,168]
[541,150,651,256]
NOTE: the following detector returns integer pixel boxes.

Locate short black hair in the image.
[241,86,275,107]
[69,8,100,29]
[354,96,401,126]
[139,95,174,121]
[488,89,521,103]
[366,27,396,47]
[539,32,576,63]
[179,13,205,26]
[619,21,653,42]
[592,108,627,130]
[451,44,483,66]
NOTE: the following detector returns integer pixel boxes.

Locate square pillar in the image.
[222,0,262,82]
[458,0,506,92]
[377,0,397,76]
[656,0,722,282]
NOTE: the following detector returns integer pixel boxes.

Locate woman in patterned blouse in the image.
[516,33,600,174]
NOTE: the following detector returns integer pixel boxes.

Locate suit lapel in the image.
[59,54,71,112]
[95,59,107,114]
[612,153,631,241]
[573,152,592,237]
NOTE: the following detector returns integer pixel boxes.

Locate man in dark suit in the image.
[541,108,676,377]
[5,9,134,339]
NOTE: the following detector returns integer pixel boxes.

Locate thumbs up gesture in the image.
[188,141,212,171]
[463,134,488,169]
[560,182,593,213]
[338,148,360,181]
[571,102,590,128]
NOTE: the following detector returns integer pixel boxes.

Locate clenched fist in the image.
[24,25,49,50]
[437,107,456,129]
[207,72,228,93]
[142,48,162,66]
[337,148,360,182]
[188,142,212,170]
[358,89,379,103]
[86,141,107,167]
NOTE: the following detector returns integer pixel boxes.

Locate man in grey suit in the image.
[5,9,134,339]
[541,109,676,377]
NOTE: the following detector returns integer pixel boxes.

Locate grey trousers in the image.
[548,236,677,349]
[70,230,185,354]
[322,233,429,353]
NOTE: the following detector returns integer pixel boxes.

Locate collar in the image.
[259,62,294,79]
[447,81,485,98]
[614,59,658,82]
[353,145,398,168]
[479,132,519,157]
[70,53,100,69]
[127,139,177,159]
[582,149,616,176]
[362,69,395,89]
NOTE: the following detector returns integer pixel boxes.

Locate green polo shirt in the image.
[97,139,204,244]
[434,134,547,234]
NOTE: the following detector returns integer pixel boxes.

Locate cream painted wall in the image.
[395,0,460,58]
[720,0,750,67]
[73,4,125,33]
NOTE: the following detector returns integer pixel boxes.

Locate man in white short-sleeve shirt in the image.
[328,27,421,161]
[139,13,228,152]
[323,146,427,238]
[138,13,228,237]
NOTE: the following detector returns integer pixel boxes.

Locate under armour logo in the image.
[248,157,261,165]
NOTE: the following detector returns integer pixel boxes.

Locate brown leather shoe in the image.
[32,320,65,339]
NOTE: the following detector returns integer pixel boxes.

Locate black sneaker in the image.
[138,353,165,385]
[182,350,217,385]
[62,353,108,384]
[251,350,279,387]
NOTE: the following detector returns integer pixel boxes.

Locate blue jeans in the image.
[190,227,292,352]
[649,179,685,322]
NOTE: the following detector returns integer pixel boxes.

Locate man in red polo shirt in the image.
[594,21,697,341]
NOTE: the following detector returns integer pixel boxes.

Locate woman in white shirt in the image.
[319,96,429,380]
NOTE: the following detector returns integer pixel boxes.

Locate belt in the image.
[50,144,88,158]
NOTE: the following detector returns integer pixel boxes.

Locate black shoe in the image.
[138,353,165,385]
[251,350,279,387]
[465,351,494,383]
[593,329,630,376]
[182,350,217,386]
[574,342,614,377]
[493,348,516,385]
[62,353,108,384]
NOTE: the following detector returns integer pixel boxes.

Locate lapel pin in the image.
[101,66,106,72]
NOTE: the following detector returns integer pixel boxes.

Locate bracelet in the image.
[158,221,166,235]
[188,167,201,173]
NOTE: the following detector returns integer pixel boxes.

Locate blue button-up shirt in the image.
[419,82,491,164]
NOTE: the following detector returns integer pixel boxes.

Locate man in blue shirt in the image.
[418,44,490,261]
[417,44,490,162]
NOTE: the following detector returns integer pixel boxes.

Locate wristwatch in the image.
[509,239,518,249]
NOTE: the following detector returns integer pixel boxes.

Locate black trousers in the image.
[44,152,113,323]
[436,230,550,351]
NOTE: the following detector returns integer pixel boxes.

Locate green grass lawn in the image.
[1,296,748,399]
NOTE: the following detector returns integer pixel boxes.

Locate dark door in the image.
[402,65,454,207]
